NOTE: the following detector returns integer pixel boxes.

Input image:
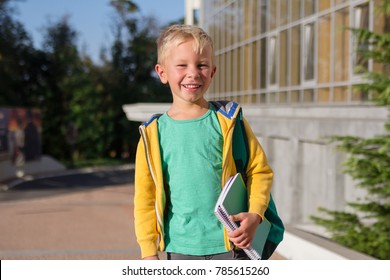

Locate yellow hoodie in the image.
[134,101,273,258]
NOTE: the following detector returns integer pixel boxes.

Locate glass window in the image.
[334,86,349,102]
[319,0,330,11]
[244,45,251,90]
[318,15,331,83]
[244,0,253,39]
[280,0,288,26]
[269,0,278,30]
[233,49,238,92]
[250,0,259,36]
[252,42,259,89]
[304,23,315,81]
[226,52,232,93]
[334,0,348,7]
[352,4,370,74]
[303,89,314,102]
[226,6,234,46]
[260,38,267,88]
[318,88,330,103]
[304,0,316,17]
[290,26,301,86]
[261,0,268,33]
[225,54,230,95]
[268,92,277,103]
[215,55,220,94]
[260,93,267,103]
[291,0,301,22]
[334,8,349,82]
[237,0,244,42]
[212,17,219,51]
[269,36,278,85]
[373,3,390,76]
[279,92,288,103]
[230,4,236,45]
[236,47,245,92]
[279,31,288,87]
[351,87,369,102]
[291,90,300,102]
[374,0,390,34]
[243,94,256,104]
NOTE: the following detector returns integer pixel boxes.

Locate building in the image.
[185,0,388,229]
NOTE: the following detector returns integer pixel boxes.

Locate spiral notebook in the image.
[214,173,271,260]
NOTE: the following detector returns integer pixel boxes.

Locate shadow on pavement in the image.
[0,169,134,202]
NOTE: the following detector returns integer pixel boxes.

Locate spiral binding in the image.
[215,206,261,260]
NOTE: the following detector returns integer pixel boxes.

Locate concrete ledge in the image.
[122,103,170,122]
[277,225,376,260]
[0,155,66,186]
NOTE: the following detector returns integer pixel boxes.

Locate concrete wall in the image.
[243,104,388,225]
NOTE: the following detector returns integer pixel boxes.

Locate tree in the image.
[0,0,46,107]
[311,0,390,260]
[103,1,171,160]
[40,16,91,162]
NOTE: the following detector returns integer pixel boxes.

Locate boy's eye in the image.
[177,64,186,67]
[198,64,209,69]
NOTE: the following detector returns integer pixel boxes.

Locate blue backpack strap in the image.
[141,113,162,127]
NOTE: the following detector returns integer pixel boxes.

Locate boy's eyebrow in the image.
[173,59,187,64]
[173,60,211,66]
[173,57,211,63]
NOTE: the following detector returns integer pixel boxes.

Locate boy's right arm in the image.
[134,138,159,259]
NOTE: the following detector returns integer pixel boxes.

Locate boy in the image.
[134,25,273,260]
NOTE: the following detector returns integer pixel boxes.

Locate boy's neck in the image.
[168,99,210,120]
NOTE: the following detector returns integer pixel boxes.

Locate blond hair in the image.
[156,24,214,65]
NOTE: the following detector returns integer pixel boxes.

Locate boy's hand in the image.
[227,213,262,248]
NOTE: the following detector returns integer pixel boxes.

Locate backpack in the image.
[232,107,285,260]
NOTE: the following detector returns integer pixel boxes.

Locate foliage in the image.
[0,0,46,106]
[311,0,390,259]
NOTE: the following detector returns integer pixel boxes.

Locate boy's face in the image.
[155,39,216,105]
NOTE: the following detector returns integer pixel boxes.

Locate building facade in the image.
[186,0,388,227]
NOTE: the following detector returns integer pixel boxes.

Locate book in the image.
[214,173,271,260]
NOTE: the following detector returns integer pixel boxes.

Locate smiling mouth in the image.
[182,84,201,89]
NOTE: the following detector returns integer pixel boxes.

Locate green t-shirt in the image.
[158,104,227,255]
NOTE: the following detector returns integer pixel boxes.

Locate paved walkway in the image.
[0,167,285,260]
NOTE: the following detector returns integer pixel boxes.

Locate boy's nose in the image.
[187,66,200,78]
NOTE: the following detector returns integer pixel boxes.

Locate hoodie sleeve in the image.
[242,118,273,219]
[134,136,159,258]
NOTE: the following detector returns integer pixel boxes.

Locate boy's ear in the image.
[211,66,217,78]
[155,64,168,84]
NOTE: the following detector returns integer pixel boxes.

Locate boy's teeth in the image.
[184,85,200,88]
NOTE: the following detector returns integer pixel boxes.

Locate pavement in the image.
[0,165,285,260]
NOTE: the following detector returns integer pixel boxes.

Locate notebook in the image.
[214,173,271,260]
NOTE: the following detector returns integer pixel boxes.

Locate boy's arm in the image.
[242,118,273,219]
[134,137,159,259]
